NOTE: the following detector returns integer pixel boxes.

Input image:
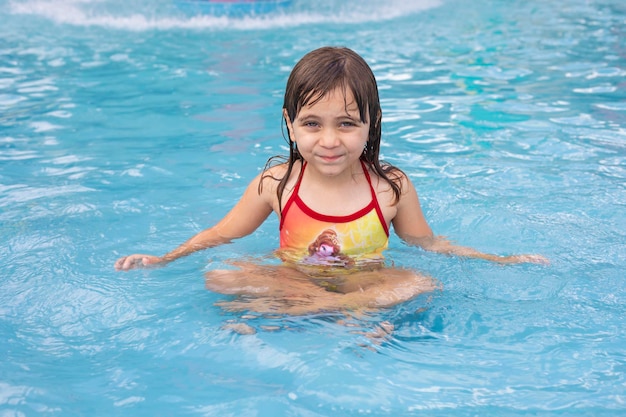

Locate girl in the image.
[115,47,547,314]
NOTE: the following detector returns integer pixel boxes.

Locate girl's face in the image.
[284,87,369,178]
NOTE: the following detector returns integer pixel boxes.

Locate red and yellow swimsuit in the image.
[279,160,389,272]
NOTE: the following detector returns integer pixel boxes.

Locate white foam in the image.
[9,0,442,31]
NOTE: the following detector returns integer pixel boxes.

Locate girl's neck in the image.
[301,159,365,188]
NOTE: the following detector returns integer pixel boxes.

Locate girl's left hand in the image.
[114,254,165,271]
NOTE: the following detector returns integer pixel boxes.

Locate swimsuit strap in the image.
[279,160,306,230]
[360,160,390,236]
[360,159,377,201]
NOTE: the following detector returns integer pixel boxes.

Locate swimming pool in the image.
[1,0,625,415]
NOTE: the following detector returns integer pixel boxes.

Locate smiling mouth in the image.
[319,155,342,162]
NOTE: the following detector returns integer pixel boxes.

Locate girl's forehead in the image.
[300,87,357,109]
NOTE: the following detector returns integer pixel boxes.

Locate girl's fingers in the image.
[114,254,154,271]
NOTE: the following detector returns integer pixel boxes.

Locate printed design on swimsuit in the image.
[304,229,355,267]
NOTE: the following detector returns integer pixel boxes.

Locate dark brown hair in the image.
[262,46,402,212]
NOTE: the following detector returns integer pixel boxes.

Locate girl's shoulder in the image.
[367,162,409,206]
[368,163,406,189]
[261,159,302,182]
[258,159,303,195]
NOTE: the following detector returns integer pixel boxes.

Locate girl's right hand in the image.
[114,254,165,271]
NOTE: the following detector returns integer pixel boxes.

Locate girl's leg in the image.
[207,261,438,315]
[206,261,347,314]
[340,268,439,309]
[206,260,326,296]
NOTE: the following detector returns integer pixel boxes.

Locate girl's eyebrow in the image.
[296,113,320,121]
[297,112,360,122]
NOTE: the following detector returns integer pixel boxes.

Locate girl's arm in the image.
[401,235,549,264]
[391,174,548,265]
[115,173,274,271]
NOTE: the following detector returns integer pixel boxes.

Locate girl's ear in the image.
[283,109,295,139]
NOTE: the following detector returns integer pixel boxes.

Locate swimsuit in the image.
[279,160,389,270]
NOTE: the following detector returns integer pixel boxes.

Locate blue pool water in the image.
[1,0,625,415]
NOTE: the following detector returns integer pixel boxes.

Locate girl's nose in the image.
[319,128,340,147]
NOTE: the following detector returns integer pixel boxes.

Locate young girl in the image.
[115,47,547,315]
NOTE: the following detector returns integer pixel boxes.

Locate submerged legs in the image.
[205,261,438,315]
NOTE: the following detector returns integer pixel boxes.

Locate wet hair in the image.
[261,46,402,213]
